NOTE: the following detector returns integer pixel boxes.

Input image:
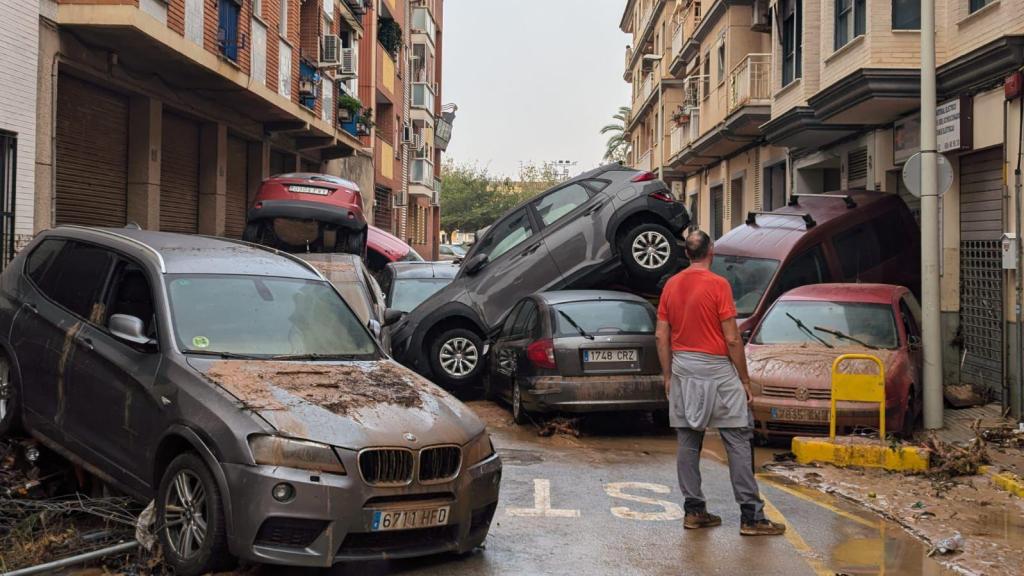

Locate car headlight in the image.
[463,432,495,466]
[249,435,347,475]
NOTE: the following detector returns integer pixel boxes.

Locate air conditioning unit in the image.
[430,188,440,207]
[411,132,424,151]
[320,35,341,67]
[751,0,771,32]
[671,181,684,198]
[683,76,701,108]
[394,189,408,207]
[299,79,317,96]
[402,123,413,143]
[339,47,357,77]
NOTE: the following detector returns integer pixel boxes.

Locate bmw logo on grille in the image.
[404,433,417,442]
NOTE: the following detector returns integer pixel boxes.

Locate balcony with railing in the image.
[411,6,436,45]
[411,158,435,188]
[632,71,654,120]
[668,109,700,158]
[636,148,652,172]
[669,1,703,75]
[728,54,771,113]
[412,82,435,112]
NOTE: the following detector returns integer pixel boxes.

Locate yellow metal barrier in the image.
[830,354,886,440]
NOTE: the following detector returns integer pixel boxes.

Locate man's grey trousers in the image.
[676,426,766,523]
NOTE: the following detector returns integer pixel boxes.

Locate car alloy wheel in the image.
[163,470,209,561]
[511,382,528,425]
[0,358,9,423]
[439,337,479,378]
[631,230,672,270]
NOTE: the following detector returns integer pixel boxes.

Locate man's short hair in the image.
[685,230,712,261]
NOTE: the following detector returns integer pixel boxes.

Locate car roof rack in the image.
[55,224,167,273]
[788,193,857,209]
[745,211,817,229]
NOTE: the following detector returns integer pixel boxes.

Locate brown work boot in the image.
[683,511,722,529]
[740,519,787,536]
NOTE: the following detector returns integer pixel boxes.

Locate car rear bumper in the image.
[523,374,667,414]
[751,397,905,438]
[220,454,501,567]
[248,200,367,231]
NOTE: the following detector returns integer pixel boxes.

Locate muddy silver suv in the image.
[392,165,689,388]
[0,227,501,574]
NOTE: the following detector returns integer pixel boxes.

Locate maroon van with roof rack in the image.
[710,191,921,337]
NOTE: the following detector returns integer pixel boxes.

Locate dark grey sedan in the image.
[484,291,666,424]
[0,227,500,574]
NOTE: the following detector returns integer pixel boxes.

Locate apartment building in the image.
[623,0,1024,416]
[622,0,786,242]
[0,0,39,263]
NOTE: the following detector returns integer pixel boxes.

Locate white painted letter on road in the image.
[506,479,581,518]
[605,482,684,521]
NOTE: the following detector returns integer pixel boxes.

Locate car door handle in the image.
[77,336,94,351]
[521,242,543,256]
[24,302,38,314]
[583,202,606,216]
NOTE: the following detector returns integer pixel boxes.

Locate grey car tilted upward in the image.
[392,164,689,388]
[0,227,501,575]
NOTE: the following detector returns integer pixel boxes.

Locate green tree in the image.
[600,106,632,163]
[440,161,561,233]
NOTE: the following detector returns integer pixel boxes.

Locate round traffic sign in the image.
[902,152,953,198]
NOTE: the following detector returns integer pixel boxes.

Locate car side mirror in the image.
[741,329,752,344]
[383,308,405,327]
[368,319,382,339]
[109,314,156,347]
[908,335,922,350]
[464,254,488,275]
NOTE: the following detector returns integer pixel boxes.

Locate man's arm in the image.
[721,318,752,404]
[656,319,673,398]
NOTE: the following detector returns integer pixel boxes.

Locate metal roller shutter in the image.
[958,147,1005,400]
[270,150,291,176]
[160,112,200,234]
[225,136,248,239]
[55,74,128,227]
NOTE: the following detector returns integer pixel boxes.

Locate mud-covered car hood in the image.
[187,357,485,449]
[746,344,903,390]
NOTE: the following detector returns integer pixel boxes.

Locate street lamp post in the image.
[921,0,943,429]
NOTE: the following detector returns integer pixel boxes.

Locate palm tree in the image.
[600,106,633,164]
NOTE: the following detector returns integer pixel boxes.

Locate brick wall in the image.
[0,0,39,237]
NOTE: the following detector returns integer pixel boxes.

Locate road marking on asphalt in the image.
[757,473,878,529]
[605,482,684,521]
[762,495,832,576]
[506,479,581,518]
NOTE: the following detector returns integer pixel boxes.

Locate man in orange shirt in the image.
[656,231,785,536]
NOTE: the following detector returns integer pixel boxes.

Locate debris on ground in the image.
[922,432,990,477]
[537,417,582,438]
[979,424,1024,449]
[928,532,964,557]
[943,383,988,407]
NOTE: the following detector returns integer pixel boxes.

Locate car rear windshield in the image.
[552,300,655,338]
[400,249,424,262]
[166,275,378,358]
[753,301,898,349]
[390,278,452,312]
[710,255,780,317]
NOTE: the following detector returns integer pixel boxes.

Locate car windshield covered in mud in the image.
[0,227,501,576]
[753,300,899,350]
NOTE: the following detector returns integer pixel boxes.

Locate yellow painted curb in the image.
[791,436,931,472]
[992,472,1024,498]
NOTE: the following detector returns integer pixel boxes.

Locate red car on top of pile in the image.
[244,173,368,255]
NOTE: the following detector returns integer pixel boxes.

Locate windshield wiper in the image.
[785,313,834,349]
[182,349,265,359]
[813,326,880,350]
[557,310,594,340]
[269,353,366,361]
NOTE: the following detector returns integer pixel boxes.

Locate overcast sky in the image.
[441,0,631,178]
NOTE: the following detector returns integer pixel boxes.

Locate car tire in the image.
[157,453,233,576]
[0,355,20,436]
[619,222,680,283]
[898,390,919,439]
[345,227,368,257]
[511,381,529,426]
[429,328,484,388]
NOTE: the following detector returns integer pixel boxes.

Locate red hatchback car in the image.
[745,283,924,440]
[244,173,367,254]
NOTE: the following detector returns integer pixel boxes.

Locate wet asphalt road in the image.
[284,402,951,576]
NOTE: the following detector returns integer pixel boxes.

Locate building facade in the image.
[622,0,1024,417]
[21,0,445,263]
[0,0,39,262]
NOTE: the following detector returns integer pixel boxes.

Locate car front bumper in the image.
[523,374,667,414]
[751,397,906,438]
[220,453,501,567]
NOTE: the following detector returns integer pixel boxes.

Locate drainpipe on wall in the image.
[1015,92,1023,427]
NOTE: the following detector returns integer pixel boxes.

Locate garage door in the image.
[160,112,200,233]
[55,74,128,227]
[225,136,248,239]
[270,150,292,176]
[959,147,1004,400]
